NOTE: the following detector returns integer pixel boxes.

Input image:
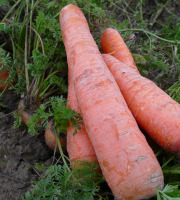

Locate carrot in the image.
[18,99,41,126]
[100,28,139,74]
[102,54,180,155]
[67,67,99,169]
[45,119,66,152]
[60,4,164,199]
[0,70,10,90]
[0,64,11,91]
[18,99,32,125]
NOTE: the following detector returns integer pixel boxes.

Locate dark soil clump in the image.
[0,92,52,200]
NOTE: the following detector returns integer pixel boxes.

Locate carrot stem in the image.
[24,0,29,92]
[39,84,51,98]
[163,170,180,174]
[28,0,34,57]
[39,69,67,98]
[9,35,16,60]
[0,22,45,55]
[32,77,40,96]
[162,155,175,168]
[45,69,67,81]
[1,0,22,23]
[54,127,70,172]
[40,88,60,100]
[155,150,163,157]
[117,28,180,44]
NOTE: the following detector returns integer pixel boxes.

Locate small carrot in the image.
[102,54,180,155]
[100,28,139,74]
[45,119,66,152]
[0,70,9,90]
[0,64,12,91]
[18,99,32,125]
[60,4,164,199]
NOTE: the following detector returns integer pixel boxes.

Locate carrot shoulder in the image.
[60,4,163,200]
[102,54,180,155]
[100,28,139,74]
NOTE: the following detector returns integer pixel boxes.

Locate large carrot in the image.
[100,28,139,74]
[60,4,163,199]
[102,54,180,155]
[67,66,98,169]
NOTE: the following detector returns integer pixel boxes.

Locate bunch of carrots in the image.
[59,4,180,200]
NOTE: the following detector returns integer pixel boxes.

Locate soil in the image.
[0,91,53,200]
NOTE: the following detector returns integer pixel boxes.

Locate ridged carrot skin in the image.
[60,4,163,199]
[100,28,139,74]
[67,69,98,168]
[102,54,180,155]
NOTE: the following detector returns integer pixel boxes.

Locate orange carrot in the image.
[0,64,11,91]
[60,4,164,199]
[100,28,139,74]
[102,54,180,155]
[45,119,66,152]
[0,70,9,90]
[67,67,98,169]
[18,99,32,125]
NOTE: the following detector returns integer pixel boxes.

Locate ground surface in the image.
[0,91,52,199]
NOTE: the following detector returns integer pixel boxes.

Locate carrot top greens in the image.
[22,162,105,200]
[27,96,82,136]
